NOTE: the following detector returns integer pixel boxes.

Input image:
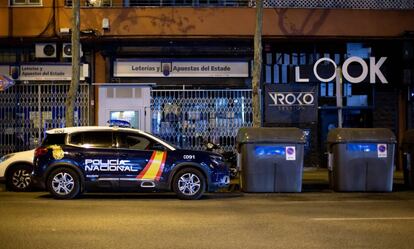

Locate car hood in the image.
[6,149,35,163]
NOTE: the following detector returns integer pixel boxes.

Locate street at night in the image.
[1,182,414,249]
[2,0,414,249]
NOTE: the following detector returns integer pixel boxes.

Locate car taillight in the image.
[34,147,48,157]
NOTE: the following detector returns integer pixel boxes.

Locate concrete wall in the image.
[1,0,414,38]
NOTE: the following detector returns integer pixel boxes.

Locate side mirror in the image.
[206,142,215,150]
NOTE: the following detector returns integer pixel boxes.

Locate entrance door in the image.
[114,131,156,189]
[72,130,120,189]
[97,85,151,132]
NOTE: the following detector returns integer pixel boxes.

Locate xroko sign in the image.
[264,84,318,124]
[268,92,315,106]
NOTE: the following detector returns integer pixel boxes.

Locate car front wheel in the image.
[6,164,32,192]
[173,168,205,200]
[47,168,81,200]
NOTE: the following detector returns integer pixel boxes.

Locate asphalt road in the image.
[1,188,414,249]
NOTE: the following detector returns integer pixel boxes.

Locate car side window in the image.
[117,132,151,150]
[70,131,113,148]
[148,142,167,151]
[42,133,66,146]
[70,133,82,146]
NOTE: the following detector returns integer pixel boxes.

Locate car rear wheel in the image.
[47,168,81,200]
[173,168,205,200]
[6,164,32,192]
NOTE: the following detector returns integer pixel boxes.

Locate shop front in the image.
[262,40,411,167]
[97,57,252,152]
[0,63,90,155]
[92,39,413,168]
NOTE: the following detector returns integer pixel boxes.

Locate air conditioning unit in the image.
[62,43,83,58]
[35,43,57,58]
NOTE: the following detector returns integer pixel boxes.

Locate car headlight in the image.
[0,153,15,163]
[209,155,224,167]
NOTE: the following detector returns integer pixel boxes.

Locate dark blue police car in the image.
[32,126,230,200]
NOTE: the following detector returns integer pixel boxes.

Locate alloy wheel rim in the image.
[178,173,201,196]
[12,169,31,189]
[51,172,75,195]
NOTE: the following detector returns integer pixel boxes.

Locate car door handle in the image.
[120,154,128,157]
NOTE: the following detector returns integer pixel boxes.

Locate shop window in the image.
[327,82,334,96]
[11,0,41,5]
[273,65,279,84]
[266,53,272,65]
[283,53,290,65]
[347,43,371,59]
[319,82,335,97]
[299,53,306,65]
[265,65,272,83]
[292,53,298,65]
[281,65,288,83]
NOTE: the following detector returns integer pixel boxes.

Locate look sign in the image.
[295,56,388,84]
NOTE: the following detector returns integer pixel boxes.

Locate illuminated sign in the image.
[19,64,89,81]
[268,92,315,106]
[295,56,388,84]
[264,84,318,124]
[114,60,249,78]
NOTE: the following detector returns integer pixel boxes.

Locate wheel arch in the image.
[4,161,34,190]
[168,162,209,191]
[5,161,33,179]
[45,163,85,192]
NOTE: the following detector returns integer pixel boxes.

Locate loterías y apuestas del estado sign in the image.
[295,56,388,84]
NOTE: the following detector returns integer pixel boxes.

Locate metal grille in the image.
[262,0,414,9]
[0,83,89,156]
[151,89,252,152]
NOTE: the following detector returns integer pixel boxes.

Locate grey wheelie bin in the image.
[327,128,396,192]
[402,130,414,189]
[236,127,306,193]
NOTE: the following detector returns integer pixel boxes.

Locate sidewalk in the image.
[302,167,405,192]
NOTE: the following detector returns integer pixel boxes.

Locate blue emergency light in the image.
[107,119,132,128]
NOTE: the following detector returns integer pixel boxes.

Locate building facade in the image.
[1,0,414,168]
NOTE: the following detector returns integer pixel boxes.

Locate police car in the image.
[32,126,230,200]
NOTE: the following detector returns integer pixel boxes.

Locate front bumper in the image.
[209,173,230,191]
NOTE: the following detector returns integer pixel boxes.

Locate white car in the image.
[0,150,34,191]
